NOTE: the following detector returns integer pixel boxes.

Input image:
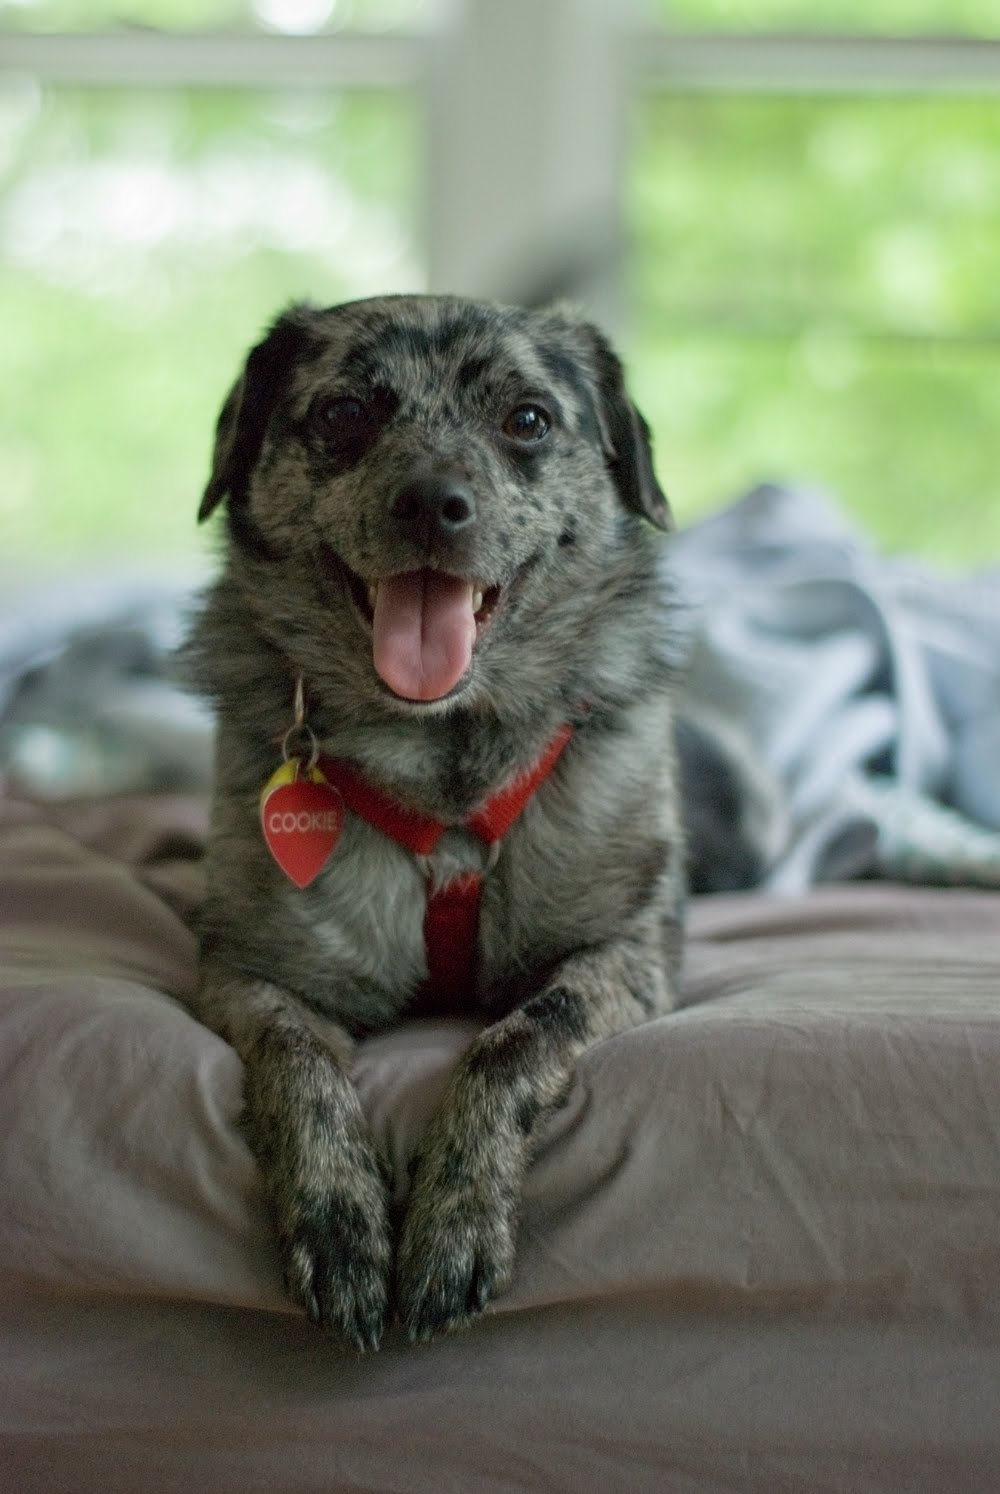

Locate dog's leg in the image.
[396,923,676,1341]
[196,968,392,1352]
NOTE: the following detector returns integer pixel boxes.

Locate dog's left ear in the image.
[581,324,673,533]
[198,304,318,523]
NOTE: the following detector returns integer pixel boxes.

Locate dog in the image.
[184,294,685,1350]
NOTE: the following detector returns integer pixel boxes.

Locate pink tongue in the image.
[372,570,476,701]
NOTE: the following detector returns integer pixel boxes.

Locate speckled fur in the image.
[184,294,684,1348]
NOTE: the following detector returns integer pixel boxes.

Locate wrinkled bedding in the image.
[2,792,998,1493]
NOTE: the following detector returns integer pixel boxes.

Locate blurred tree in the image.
[652,0,999,33]
[627,93,1000,562]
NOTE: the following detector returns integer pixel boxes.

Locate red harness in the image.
[319,724,573,1005]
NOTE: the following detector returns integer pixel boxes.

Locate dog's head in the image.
[199,295,671,716]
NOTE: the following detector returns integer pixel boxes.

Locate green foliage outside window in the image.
[0,0,435,31]
[628,93,1000,563]
[651,0,999,35]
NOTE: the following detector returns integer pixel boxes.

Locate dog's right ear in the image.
[198,305,318,523]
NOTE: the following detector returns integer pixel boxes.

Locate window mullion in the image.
[633,31,1000,95]
[0,31,427,89]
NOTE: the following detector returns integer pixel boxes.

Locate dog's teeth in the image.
[472,589,484,614]
[367,582,379,611]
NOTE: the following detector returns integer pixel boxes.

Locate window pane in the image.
[0,85,421,569]
[650,0,1000,37]
[628,94,1000,563]
[0,0,440,32]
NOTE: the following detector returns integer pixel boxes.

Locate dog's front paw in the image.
[279,1180,393,1353]
[242,1046,394,1352]
[396,1150,519,1342]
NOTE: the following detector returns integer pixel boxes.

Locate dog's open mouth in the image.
[336,559,504,703]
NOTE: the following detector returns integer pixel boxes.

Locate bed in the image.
[2,487,998,1491]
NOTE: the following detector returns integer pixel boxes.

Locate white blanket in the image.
[671,485,1000,891]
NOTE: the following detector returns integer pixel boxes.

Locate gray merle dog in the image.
[185,294,684,1350]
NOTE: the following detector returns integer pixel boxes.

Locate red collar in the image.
[319,723,574,1008]
[317,721,574,858]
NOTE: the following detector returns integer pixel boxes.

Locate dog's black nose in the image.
[392,476,476,539]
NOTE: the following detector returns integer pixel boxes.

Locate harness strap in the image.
[319,723,573,1002]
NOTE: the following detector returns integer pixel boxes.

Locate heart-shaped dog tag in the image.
[260,762,344,888]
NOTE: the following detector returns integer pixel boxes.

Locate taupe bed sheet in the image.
[1,795,998,1493]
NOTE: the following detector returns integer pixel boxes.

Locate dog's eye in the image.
[503,404,550,443]
[313,395,367,440]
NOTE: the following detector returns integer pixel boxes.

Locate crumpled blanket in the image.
[2,486,998,892]
[671,484,1000,891]
[0,573,214,798]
